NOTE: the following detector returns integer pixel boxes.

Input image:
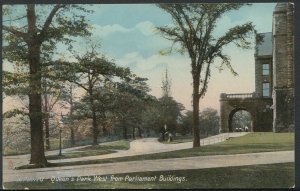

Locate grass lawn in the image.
[5,163,295,189]
[46,140,130,160]
[162,134,215,144]
[4,137,124,156]
[17,132,294,169]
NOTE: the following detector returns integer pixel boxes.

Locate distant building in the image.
[220,3,294,132]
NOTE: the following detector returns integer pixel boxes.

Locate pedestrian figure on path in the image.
[168,132,173,142]
[245,126,249,132]
[8,160,14,170]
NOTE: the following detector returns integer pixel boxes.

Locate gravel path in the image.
[3,133,246,169]
[6,132,293,184]
[48,132,248,163]
[3,150,294,183]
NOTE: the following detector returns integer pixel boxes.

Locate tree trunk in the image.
[45,117,50,150]
[28,42,47,166]
[89,89,98,145]
[192,79,200,148]
[92,114,98,145]
[123,125,127,139]
[132,126,135,140]
[69,85,75,147]
[43,94,50,150]
[92,106,98,145]
[70,126,75,147]
[138,127,142,137]
[102,124,107,136]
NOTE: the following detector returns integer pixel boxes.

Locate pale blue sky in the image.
[3,3,276,112]
[83,3,276,111]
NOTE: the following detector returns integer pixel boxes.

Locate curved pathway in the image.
[4,132,293,184]
[3,151,294,183]
[49,132,248,163]
[3,133,247,169]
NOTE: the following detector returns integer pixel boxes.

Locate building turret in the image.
[272,2,294,132]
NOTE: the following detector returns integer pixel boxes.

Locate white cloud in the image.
[91,21,156,38]
[135,21,156,36]
[91,24,131,37]
[117,51,189,73]
[213,15,246,38]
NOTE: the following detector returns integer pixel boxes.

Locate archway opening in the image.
[229,109,252,132]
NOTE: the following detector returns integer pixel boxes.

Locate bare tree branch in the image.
[40,4,67,39]
[3,15,27,23]
[2,26,28,39]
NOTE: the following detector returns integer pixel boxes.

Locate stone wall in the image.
[273,88,295,132]
[272,3,295,132]
[220,95,273,133]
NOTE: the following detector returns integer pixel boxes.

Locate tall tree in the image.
[60,42,131,145]
[41,62,64,150]
[115,76,151,139]
[3,56,65,151]
[71,82,118,142]
[140,97,161,137]
[157,4,257,147]
[3,4,92,166]
[158,96,184,137]
[59,82,78,146]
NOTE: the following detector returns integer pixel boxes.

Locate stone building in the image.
[220,3,294,133]
[272,3,295,132]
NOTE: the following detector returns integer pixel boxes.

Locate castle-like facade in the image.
[220,3,294,133]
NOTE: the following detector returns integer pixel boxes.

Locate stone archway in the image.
[228,108,252,132]
[220,93,273,133]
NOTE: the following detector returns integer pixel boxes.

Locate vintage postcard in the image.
[2,2,295,189]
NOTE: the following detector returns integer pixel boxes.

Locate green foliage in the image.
[180,110,193,135]
[46,140,130,160]
[58,41,132,93]
[72,83,118,123]
[179,108,219,137]
[3,70,29,96]
[199,108,219,136]
[77,140,130,151]
[157,3,256,98]
[113,76,153,138]
[3,4,94,164]
[3,5,92,64]
[158,96,185,133]
[57,40,153,141]
[3,109,28,118]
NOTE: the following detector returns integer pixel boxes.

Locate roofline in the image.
[257,32,272,35]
